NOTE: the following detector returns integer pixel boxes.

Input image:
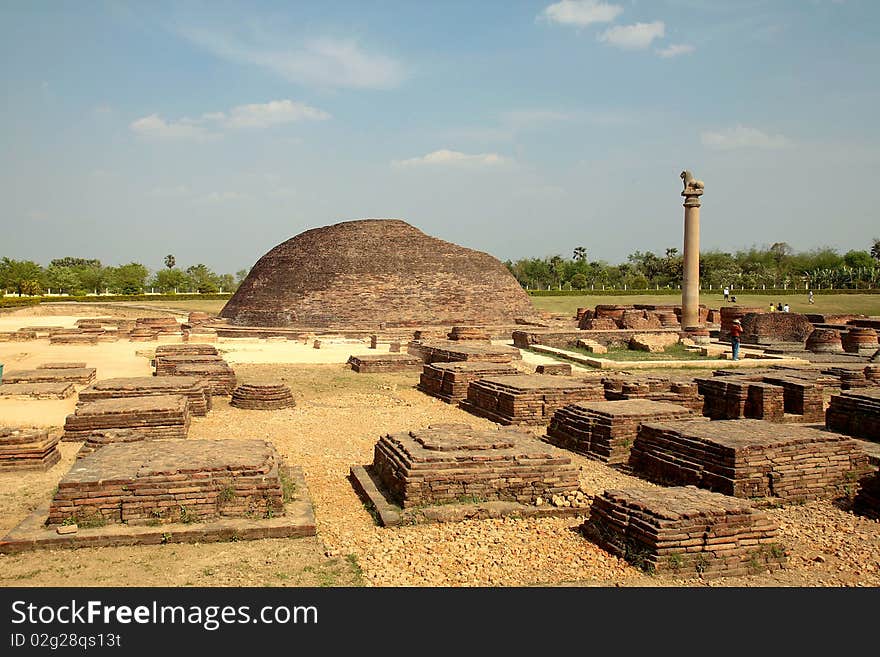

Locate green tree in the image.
[185,264,220,293]
[569,272,587,290]
[235,268,250,283]
[107,263,149,294]
[0,258,46,295]
[19,279,42,296]
[164,254,176,269]
[45,265,82,295]
[151,268,188,293]
[843,250,875,269]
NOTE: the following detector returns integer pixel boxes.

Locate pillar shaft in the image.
[681,204,701,328]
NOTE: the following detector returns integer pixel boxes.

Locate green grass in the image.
[531,343,715,363]
[128,299,228,313]
[530,293,880,317]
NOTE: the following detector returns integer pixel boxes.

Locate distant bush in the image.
[38,293,232,303]
[0,297,42,308]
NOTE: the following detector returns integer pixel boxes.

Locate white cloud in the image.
[225,100,330,128]
[179,28,405,89]
[392,149,509,168]
[656,43,695,58]
[130,99,328,141]
[599,21,665,49]
[539,1,623,27]
[130,114,215,141]
[701,125,791,150]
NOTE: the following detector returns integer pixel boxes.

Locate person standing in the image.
[808,290,814,304]
[730,319,743,361]
[723,286,730,302]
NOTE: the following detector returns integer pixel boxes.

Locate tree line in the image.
[505,239,880,291]
[0,255,249,296]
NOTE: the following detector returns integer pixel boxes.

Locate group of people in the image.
[769,301,791,313]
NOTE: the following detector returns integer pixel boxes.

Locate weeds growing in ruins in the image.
[279,469,297,503]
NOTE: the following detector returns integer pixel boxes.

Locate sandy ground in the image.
[1,308,879,588]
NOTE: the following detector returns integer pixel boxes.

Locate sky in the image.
[1,0,878,274]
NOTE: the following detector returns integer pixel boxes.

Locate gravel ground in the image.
[2,363,879,587]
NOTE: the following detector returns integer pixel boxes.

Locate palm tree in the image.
[871,238,880,262]
[573,246,587,262]
[164,254,176,270]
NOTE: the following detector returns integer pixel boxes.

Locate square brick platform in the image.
[62,394,191,443]
[417,361,519,403]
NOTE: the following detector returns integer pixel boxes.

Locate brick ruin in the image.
[630,419,870,502]
[174,362,237,395]
[826,389,880,441]
[0,382,76,399]
[417,361,519,403]
[153,348,236,395]
[446,326,491,341]
[347,353,424,373]
[136,317,181,334]
[1,367,97,386]
[842,327,879,356]
[602,376,703,412]
[544,400,696,464]
[696,374,824,422]
[854,469,880,519]
[47,439,285,526]
[370,423,579,508]
[220,219,534,328]
[230,384,296,410]
[407,339,522,364]
[739,312,814,346]
[0,427,61,472]
[719,306,764,340]
[806,328,844,354]
[582,486,785,578]
[37,362,86,369]
[535,363,572,375]
[79,376,212,416]
[154,344,219,358]
[62,394,191,444]
[577,304,714,331]
[460,374,605,425]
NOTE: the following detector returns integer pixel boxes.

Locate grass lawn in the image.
[534,343,716,363]
[530,293,880,317]
[128,299,229,313]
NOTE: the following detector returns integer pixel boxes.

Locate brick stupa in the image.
[220,219,534,327]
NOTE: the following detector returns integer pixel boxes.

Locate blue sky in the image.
[1,0,878,274]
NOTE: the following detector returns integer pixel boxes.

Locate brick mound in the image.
[37,362,86,370]
[49,332,100,345]
[447,326,491,341]
[371,423,579,507]
[155,344,219,357]
[806,328,844,354]
[231,384,296,410]
[183,327,218,343]
[62,394,191,443]
[347,354,423,373]
[1,367,96,385]
[0,329,38,342]
[0,427,61,472]
[544,400,696,464]
[47,439,285,526]
[187,312,212,324]
[843,327,879,356]
[460,374,605,425]
[582,487,785,578]
[174,362,237,396]
[826,389,880,441]
[154,354,226,376]
[740,312,814,345]
[136,317,181,334]
[79,377,211,416]
[417,361,519,403]
[535,363,572,375]
[219,218,534,328]
[696,374,824,422]
[408,340,522,364]
[630,419,870,502]
[129,328,158,341]
[0,382,76,399]
[603,376,703,412]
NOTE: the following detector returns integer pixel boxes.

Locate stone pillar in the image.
[680,171,704,330]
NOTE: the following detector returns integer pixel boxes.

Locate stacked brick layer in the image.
[154,344,219,357]
[0,427,61,472]
[696,374,824,422]
[136,317,181,334]
[1,368,96,385]
[37,362,86,370]
[372,423,579,507]
[535,364,572,375]
[583,486,785,578]
[630,419,870,502]
[603,376,704,413]
[417,361,519,403]
[544,400,695,464]
[826,389,880,442]
[854,469,880,519]
[0,382,75,399]
[174,363,237,395]
[347,354,423,373]
[460,374,605,425]
[62,394,191,443]
[78,376,211,416]
[231,384,296,410]
[447,326,491,341]
[408,340,522,364]
[47,439,284,525]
